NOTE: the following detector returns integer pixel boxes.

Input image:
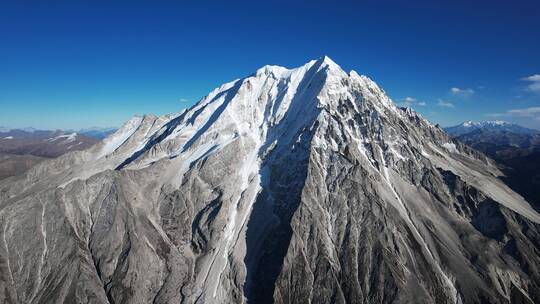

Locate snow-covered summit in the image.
[255,56,343,77]
[89,56,410,170]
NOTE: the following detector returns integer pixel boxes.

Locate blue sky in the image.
[1,0,539,129]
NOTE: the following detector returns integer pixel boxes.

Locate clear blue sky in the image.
[1,0,540,129]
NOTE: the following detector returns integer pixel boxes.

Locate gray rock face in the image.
[1,57,540,304]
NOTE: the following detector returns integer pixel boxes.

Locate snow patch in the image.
[47,132,78,143]
[97,116,143,159]
[442,142,459,154]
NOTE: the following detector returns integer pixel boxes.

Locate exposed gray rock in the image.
[1,57,539,304]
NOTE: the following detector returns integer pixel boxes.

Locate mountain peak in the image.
[317,55,339,67]
[255,56,345,79]
[314,55,348,76]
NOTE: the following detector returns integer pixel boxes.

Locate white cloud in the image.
[521,74,540,94]
[437,99,455,108]
[398,96,427,107]
[450,87,475,97]
[179,98,189,103]
[487,107,540,121]
[485,113,504,118]
[507,106,540,117]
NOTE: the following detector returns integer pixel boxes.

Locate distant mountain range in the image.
[0,129,99,158]
[0,126,118,139]
[76,127,118,139]
[445,120,539,136]
[0,127,114,180]
[445,121,540,211]
[444,120,540,155]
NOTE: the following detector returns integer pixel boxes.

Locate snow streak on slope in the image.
[97,116,144,159]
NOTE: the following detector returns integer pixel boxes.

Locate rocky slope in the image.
[446,121,540,212]
[0,153,46,180]
[1,57,540,304]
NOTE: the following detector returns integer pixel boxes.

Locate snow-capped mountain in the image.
[1,57,540,304]
[445,120,539,136]
[445,120,540,154]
